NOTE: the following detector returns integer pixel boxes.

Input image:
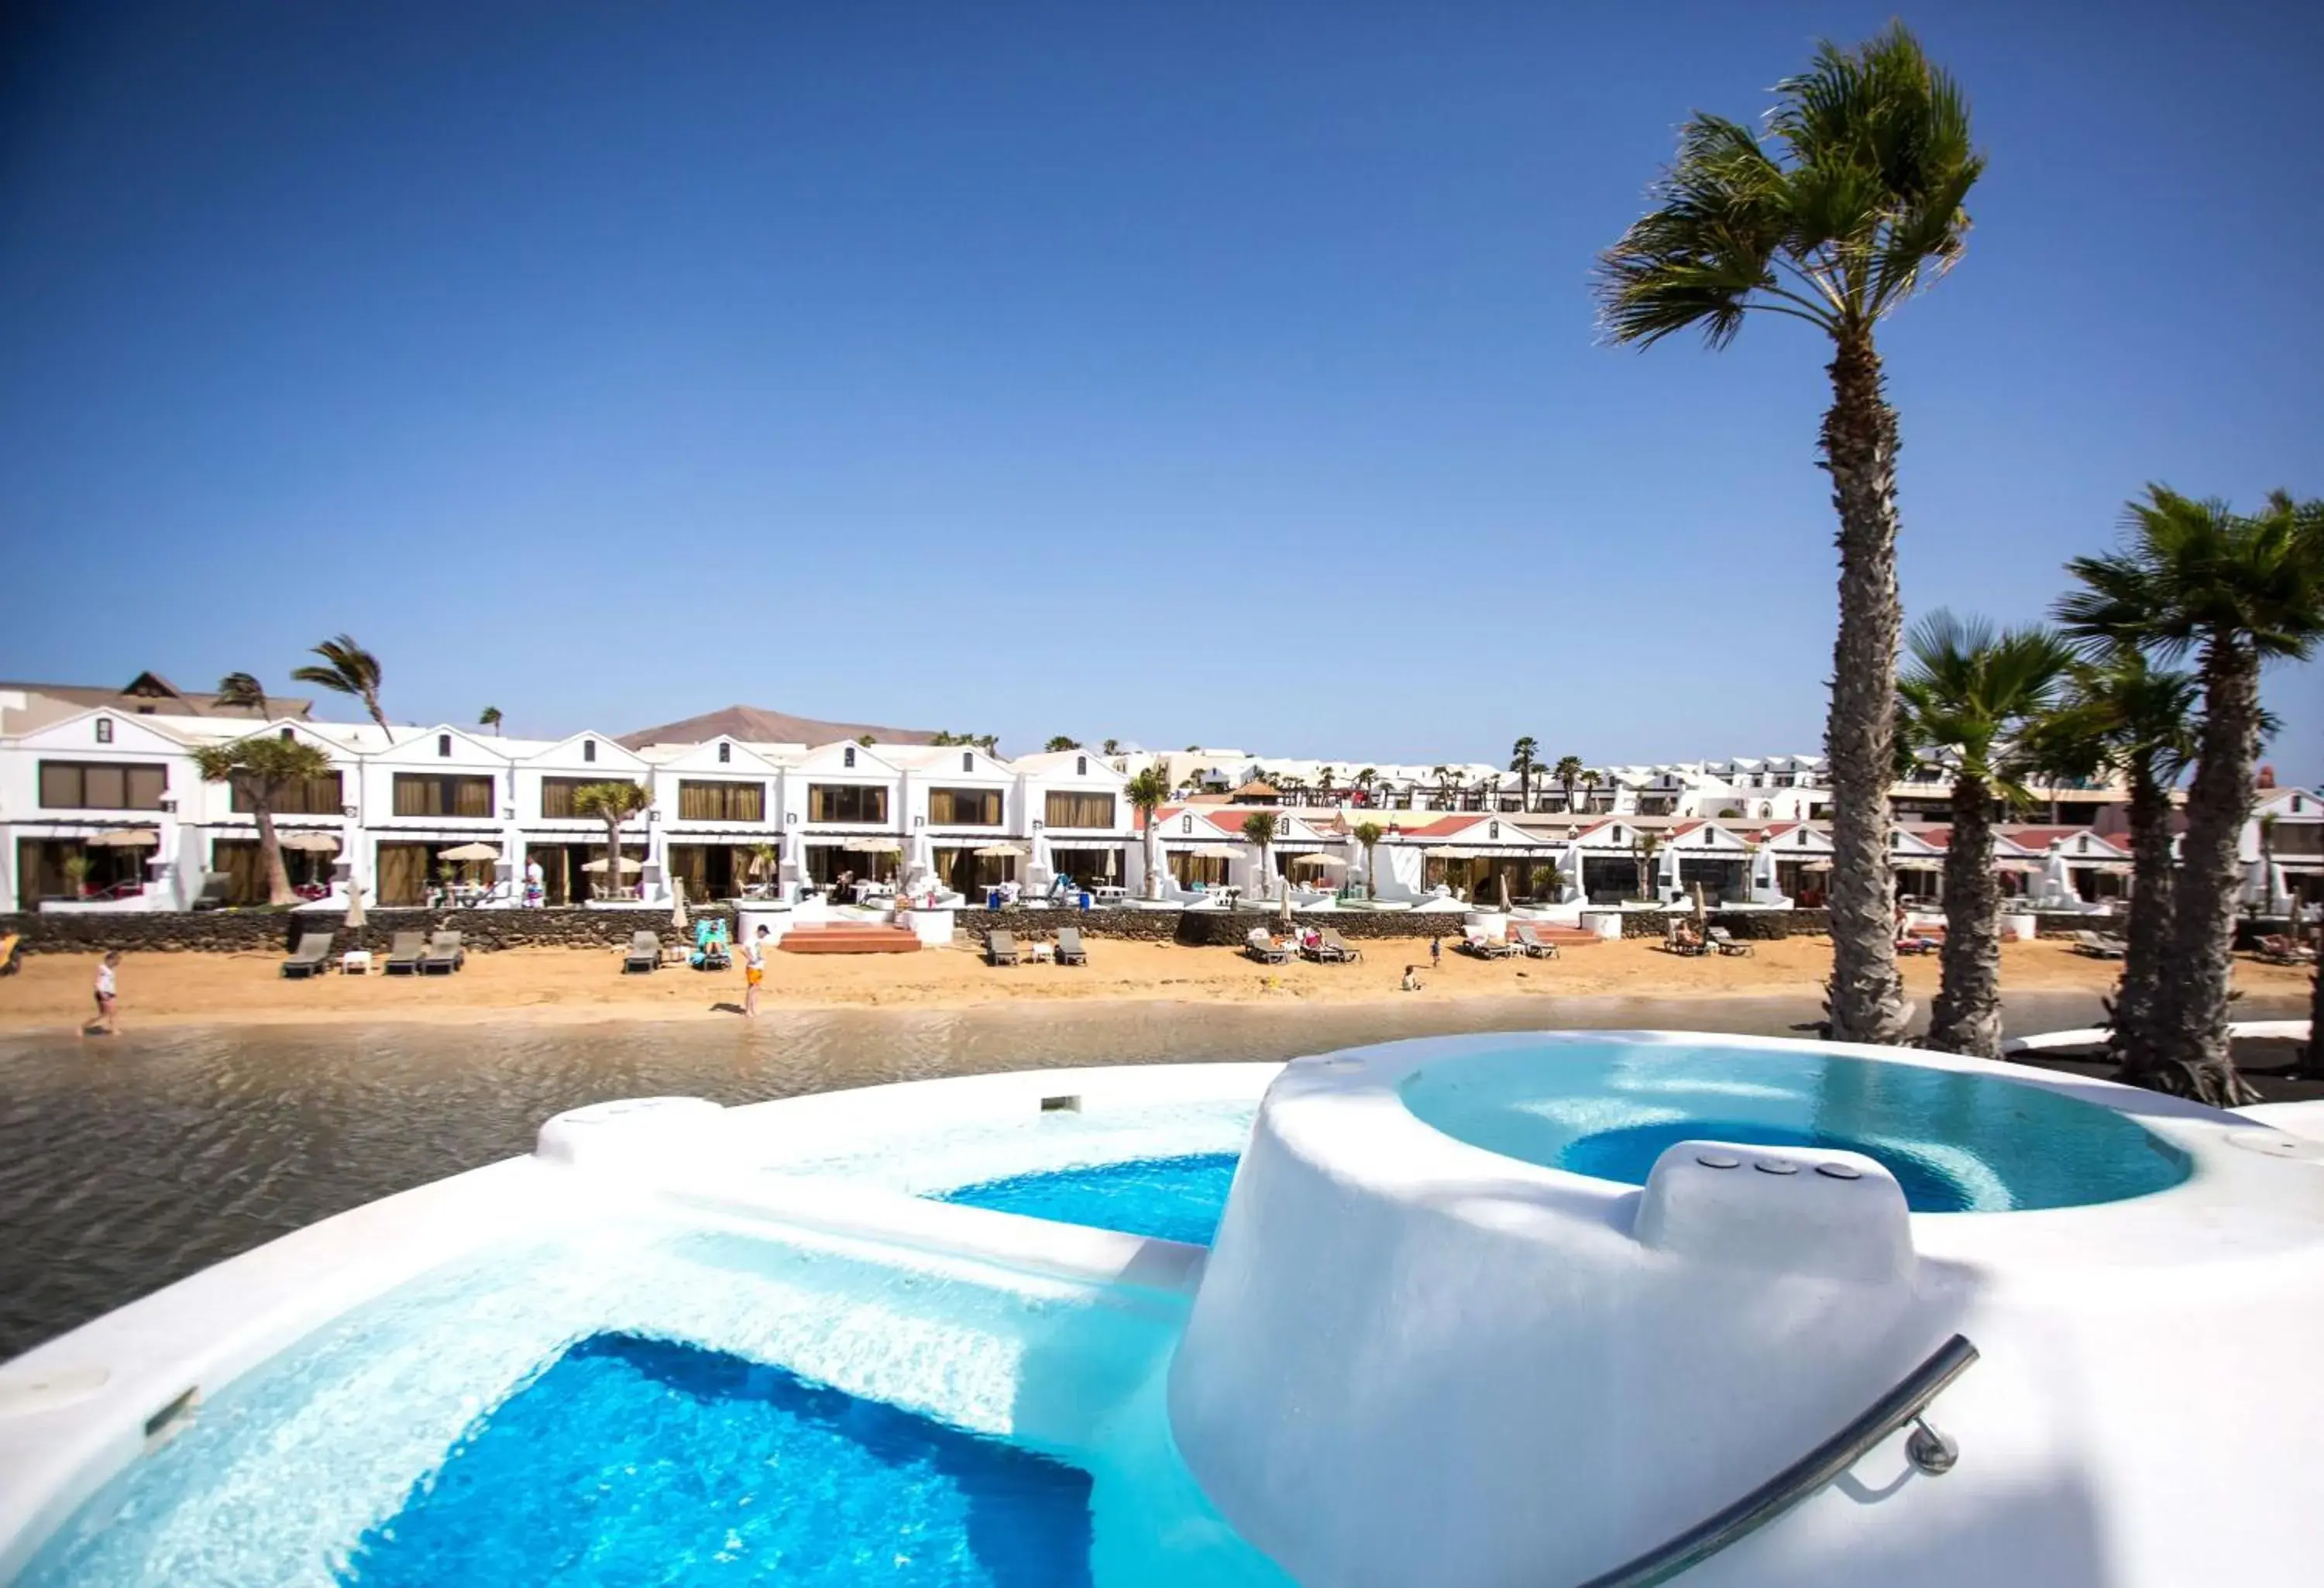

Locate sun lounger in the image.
[383,931,428,974]
[1707,926,1754,957]
[1461,929,1518,960]
[189,871,232,912]
[1315,927,1363,964]
[1663,927,1709,957]
[421,930,466,974]
[1244,928,1291,964]
[1054,926,1088,966]
[986,930,1022,967]
[1510,923,1560,959]
[280,932,334,978]
[2254,933,2317,965]
[623,930,661,973]
[2069,930,2126,960]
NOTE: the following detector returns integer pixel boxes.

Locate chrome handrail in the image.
[1576,1333,1979,1588]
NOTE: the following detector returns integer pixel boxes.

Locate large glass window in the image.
[539,776,640,819]
[808,784,887,823]
[394,773,495,818]
[38,761,167,810]
[232,772,342,814]
[1044,792,1116,828]
[678,780,765,822]
[927,787,1002,826]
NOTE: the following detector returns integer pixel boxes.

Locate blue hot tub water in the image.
[342,1333,1094,1587]
[934,1153,1241,1246]
[1399,1040,2192,1212]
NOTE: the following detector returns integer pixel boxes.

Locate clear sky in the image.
[3,2,2319,777]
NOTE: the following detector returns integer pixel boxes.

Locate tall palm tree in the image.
[1553,755,1585,812]
[1044,736,1081,753]
[1595,22,1984,1046]
[1509,737,1541,811]
[1580,768,1604,813]
[1353,820,1384,900]
[194,736,336,906]
[2257,813,2281,916]
[1125,767,1171,902]
[1896,612,2075,1057]
[2057,486,2324,1103]
[291,634,389,730]
[571,781,651,902]
[2024,649,2199,1078]
[1240,810,1281,899]
[1354,768,1377,806]
[1631,830,1662,901]
[1428,766,1456,809]
[478,706,503,735]
[214,672,270,718]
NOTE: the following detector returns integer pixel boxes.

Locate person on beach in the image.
[1401,964,1422,992]
[86,950,121,1036]
[742,926,768,1018]
[1429,936,1442,971]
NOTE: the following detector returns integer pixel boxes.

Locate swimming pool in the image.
[1397,1036,2192,1211]
[936,1153,1240,1246]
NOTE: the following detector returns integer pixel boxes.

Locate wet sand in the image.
[9,936,2309,1033]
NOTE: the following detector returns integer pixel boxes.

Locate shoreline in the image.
[2,938,2312,1036]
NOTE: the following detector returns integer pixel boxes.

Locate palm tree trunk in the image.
[1926,778,2002,1057]
[253,802,297,907]
[2160,639,2263,1105]
[1142,812,1161,902]
[604,819,624,902]
[1820,329,1908,1045]
[2109,761,2176,1083]
[363,692,389,731]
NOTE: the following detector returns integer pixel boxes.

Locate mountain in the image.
[617,704,942,751]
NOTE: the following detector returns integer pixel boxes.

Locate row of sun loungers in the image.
[1464,922,1566,960]
[987,927,1089,967]
[280,930,467,978]
[1661,925,1755,958]
[1244,927,1363,964]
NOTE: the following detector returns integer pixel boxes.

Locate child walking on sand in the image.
[86,950,121,1036]
[743,926,769,1018]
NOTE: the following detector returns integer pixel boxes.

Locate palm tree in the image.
[214,672,270,718]
[2025,649,2199,1078]
[1428,766,1456,809]
[1509,737,1541,811]
[1353,820,1384,900]
[193,736,337,906]
[1896,612,2075,1057]
[1044,735,1081,753]
[290,634,389,730]
[479,706,503,735]
[1630,829,1662,902]
[1595,22,1984,1047]
[1354,768,1377,806]
[571,781,651,902]
[1101,737,1122,757]
[748,841,780,892]
[1580,768,1604,813]
[2057,486,2324,1103]
[1125,767,1171,902]
[1553,755,1584,812]
[1241,809,1281,898]
[2257,813,2281,916]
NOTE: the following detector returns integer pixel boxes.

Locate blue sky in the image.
[3,2,2319,777]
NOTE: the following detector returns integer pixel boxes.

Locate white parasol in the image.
[84,828,160,847]
[671,875,689,929]
[583,856,644,874]
[437,841,499,861]
[343,881,366,930]
[277,831,342,853]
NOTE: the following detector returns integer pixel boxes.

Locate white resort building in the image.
[1,675,2316,918]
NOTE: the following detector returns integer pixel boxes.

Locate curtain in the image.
[376,844,429,906]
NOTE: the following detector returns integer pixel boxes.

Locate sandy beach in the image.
[3,936,2309,1033]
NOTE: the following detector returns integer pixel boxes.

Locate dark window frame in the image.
[38,760,168,811]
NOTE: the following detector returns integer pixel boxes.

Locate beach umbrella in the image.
[843,837,902,853]
[972,843,1026,858]
[85,827,160,847]
[343,881,366,930]
[671,876,689,929]
[437,841,499,861]
[276,832,342,852]
[1279,883,1294,928]
[582,856,644,874]
[1497,868,1513,913]
[1693,881,1707,929]
[1189,844,1241,859]
[1289,852,1347,871]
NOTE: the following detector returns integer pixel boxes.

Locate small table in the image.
[340,950,373,975]
[1092,885,1128,905]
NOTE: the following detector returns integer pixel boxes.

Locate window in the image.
[232,771,343,815]
[808,783,886,823]
[677,780,765,822]
[961,752,973,772]
[39,761,167,810]
[717,742,731,764]
[1075,756,1087,775]
[539,776,637,818]
[583,740,596,763]
[437,734,452,757]
[95,718,113,744]
[1045,792,1116,828]
[394,773,495,818]
[843,747,856,768]
[928,788,1002,826]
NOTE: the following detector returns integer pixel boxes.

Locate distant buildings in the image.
[1,674,2315,916]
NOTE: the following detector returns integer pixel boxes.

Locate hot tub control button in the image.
[1752,1157,1800,1175]
[1815,1162,1864,1181]
[1695,1151,1742,1169]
